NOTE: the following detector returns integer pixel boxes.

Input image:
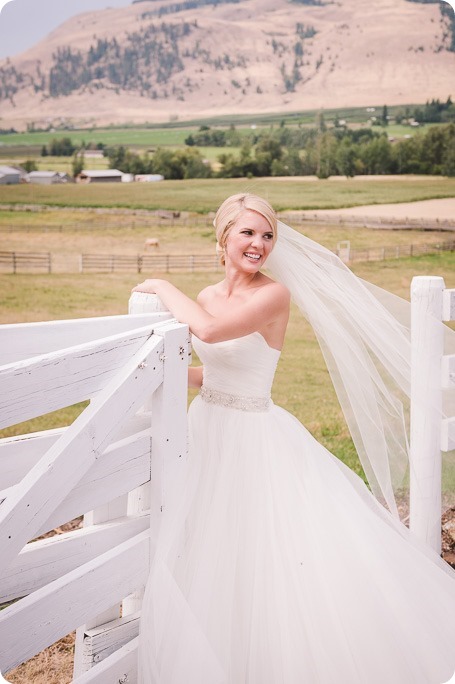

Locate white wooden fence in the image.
[0,293,190,682]
[410,277,455,552]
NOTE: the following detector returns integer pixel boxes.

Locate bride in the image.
[132,193,455,683]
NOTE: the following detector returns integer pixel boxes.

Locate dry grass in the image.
[5,634,75,684]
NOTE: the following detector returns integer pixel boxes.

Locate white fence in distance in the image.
[0,294,190,682]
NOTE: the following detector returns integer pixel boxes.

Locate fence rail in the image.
[0,251,51,273]
[345,239,455,263]
[80,253,221,273]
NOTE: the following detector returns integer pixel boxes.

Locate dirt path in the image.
[303,197,455,222]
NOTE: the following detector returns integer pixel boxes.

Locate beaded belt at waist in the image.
[199,385,271,413]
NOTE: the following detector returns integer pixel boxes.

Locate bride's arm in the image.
[188,366,203,389]
[131,278,289,342]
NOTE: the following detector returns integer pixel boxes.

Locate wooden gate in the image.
[0,301,189,682]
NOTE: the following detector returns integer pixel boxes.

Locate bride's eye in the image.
[264,233,273,240]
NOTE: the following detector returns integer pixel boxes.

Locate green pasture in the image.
[1,251,454,483]
[1,176,455,213]
[0,102,429,152]
[0,128,192,149]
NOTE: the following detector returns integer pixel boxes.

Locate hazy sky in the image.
[0,0,133,60]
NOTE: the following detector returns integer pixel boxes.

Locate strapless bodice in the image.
[192,332,281,400]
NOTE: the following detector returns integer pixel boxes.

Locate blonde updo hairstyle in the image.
[213,193,278,266]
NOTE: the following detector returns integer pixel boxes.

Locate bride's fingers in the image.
[131,282,156,293]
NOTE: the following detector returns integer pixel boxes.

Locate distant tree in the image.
[49,137,76,156]
[315,111,326,132]
[41,145,48,157]
[336,140,357,177]
[23,159,37,173]
[72,150,85,177]
[381,105,389,126]
[442,131,455,177]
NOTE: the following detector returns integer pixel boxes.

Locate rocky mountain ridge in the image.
[0,0,453,129]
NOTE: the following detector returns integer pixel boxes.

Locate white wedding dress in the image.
[138,332,455,684]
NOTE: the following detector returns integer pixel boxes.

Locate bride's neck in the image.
[222,266,261,296]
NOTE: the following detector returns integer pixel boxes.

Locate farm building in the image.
[0,165,21,184]
[27,171,63,185]
[78,169,124,183]
[135,174,164,182]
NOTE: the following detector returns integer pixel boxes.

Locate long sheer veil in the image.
[267,220,455,523]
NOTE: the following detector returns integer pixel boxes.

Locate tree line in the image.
[104,122,455,178]
[42,120,455,179]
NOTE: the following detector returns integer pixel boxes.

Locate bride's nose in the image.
[250,233,262,249]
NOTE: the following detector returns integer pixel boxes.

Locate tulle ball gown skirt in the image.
[138,396,455,684]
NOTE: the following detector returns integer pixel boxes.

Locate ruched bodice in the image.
[192,332,281,399]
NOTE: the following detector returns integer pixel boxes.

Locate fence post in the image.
[12,252,16,274]
[409,276,444,552]
[122,292,188,616]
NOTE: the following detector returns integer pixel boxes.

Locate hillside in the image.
[0,0,454,129]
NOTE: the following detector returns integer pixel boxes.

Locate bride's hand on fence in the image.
[131,279,162,294]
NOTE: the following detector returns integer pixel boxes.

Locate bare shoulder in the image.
[196,282,221,306]
[256,277,290,304]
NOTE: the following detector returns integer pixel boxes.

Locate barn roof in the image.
[80,169,123,178]
[0,165,21,176]
[27,171,60,178]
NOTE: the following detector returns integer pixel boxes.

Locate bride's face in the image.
[225,210,275,272]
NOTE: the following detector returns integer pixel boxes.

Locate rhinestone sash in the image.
[199,386,271,413]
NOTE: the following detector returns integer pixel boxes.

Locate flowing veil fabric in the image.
[267,220,455,521]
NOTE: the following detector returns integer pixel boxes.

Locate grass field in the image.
[1,176,455,213]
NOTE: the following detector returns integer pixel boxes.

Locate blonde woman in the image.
[134,193,455,684]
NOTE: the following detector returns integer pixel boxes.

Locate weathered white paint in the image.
[0,515,150,603]
[0,325,159,429]
[410,276,444,552]
[82,612,140,668]
[0,334,164,574]
[442,354,455,390]
[0,531,149,673]
[442,288,455,322]
[0,430,150,536]
[0,413,150,489]
[0,312,171,365]
[442,417,455,453]
[72,637,138,684]
[37,430,151,537]
[0,428,63,488]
